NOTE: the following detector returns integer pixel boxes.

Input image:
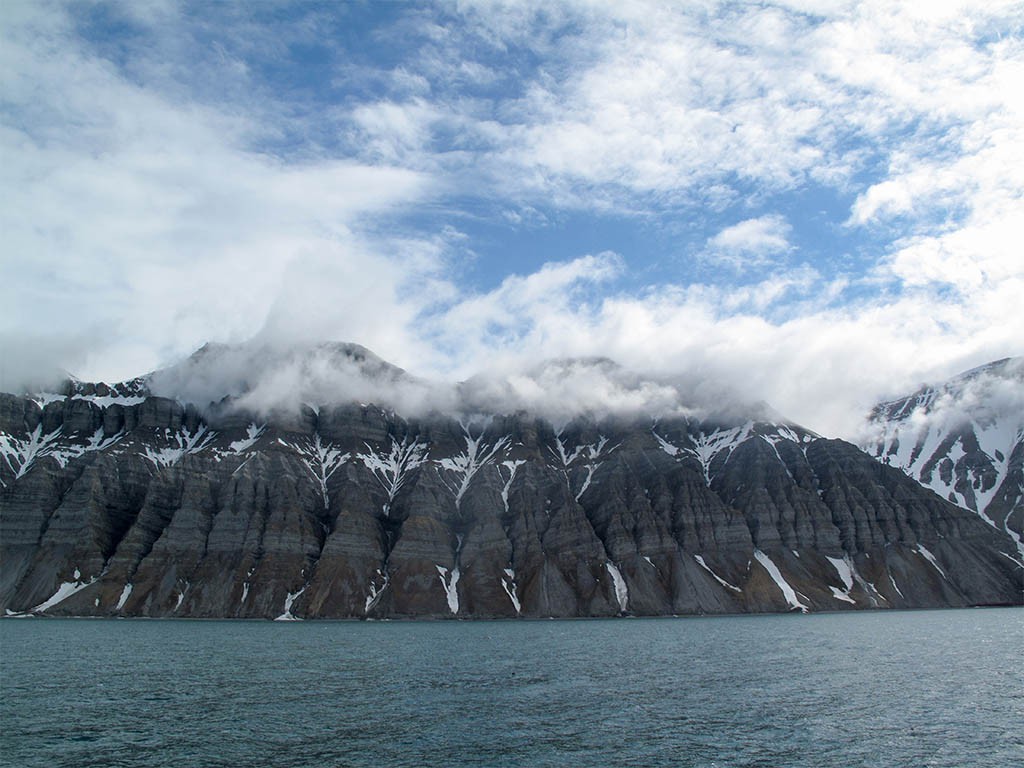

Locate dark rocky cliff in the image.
[3,384,1020,619]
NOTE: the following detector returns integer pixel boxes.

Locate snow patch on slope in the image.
[32,576,96,613]
[358,436,428,516]
[281,434,349,509]
[694,554,742,592]
[549,433,618,500]
[365,569,390,614]
[275,587,306,621]
[499,460,525,512]
[501,568,521,614]
[227,423,266,454]
[143,425,216,468]
[115,584,133,611]
[916,545,947,580]
[754,550,809,613]
[439,422,509,508]
[436,565,460,615]
[653,420,809,487]
[605,562,629,612]
[0,425,125,484]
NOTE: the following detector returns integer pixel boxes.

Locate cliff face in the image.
[3,386,1020,619]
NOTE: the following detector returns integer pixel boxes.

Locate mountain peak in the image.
[53,339,798,429]
[862,356,1024,555]
[143,339,416,413]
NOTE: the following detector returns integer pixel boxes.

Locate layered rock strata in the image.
[3,389,1020,619]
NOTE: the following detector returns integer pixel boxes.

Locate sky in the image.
[1,0,1023,437]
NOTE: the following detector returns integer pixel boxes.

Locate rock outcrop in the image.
[2,347,1021,619]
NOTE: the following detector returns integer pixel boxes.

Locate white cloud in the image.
[426,252,622,369]
[705,215,792,269]
[350,99,444,163]
[403,251,1020,437]
[425,0,1024,233]
[2,1,1023,443]
[0,4,437,382]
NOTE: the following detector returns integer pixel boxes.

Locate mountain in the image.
[1,343,1020,619]
[862,357,1024,558]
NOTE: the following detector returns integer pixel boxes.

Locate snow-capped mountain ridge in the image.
[871,357,1021,421]
[863,357,1023,556]
[3,343,1020,620]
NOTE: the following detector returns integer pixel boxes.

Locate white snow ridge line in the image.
[754,550,809,613]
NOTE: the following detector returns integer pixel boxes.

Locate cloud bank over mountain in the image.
[142,340,777,431]
[2,1,1022,437]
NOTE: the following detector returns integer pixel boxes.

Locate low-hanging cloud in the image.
[0,333,93,395]
[859,357,1024,447]
[147,341,449,418]
[143,339,776,429]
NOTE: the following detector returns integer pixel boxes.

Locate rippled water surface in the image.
[2,609,1022,767]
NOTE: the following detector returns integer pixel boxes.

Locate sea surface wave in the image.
[2,609,1022,767]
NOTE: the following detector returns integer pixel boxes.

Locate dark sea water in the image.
[1,609,1022,768]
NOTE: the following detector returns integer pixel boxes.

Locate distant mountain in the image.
[862,357,1023,558]
[1,343,1020,619]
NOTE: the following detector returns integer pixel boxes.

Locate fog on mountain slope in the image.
[868,358,1024,427]
[147,341,452,417]
[141,340,779,428]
